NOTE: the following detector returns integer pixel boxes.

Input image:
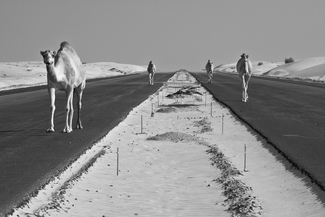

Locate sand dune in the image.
[0,61,146,91]
[266,57,325,81]
[214,57,325,82]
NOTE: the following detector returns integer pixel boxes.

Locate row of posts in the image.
[116,87,249,176]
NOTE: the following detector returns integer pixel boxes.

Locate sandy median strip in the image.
[10,70,325,217]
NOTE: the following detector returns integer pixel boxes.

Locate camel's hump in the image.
[58,41,78,57]
[60,41,70,48]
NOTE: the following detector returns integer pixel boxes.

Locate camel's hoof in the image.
[76,125,83,129]
[62,128,72,133]
[46,128,55,133]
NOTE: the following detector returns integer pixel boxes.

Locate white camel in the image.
[236,53,252,102]
[40,41,86,133]
[205,60,214,83]
[147,61,156,85]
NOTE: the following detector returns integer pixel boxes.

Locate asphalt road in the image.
[0,72,173,216]
[2,71,325,215]
[191,72,325,190]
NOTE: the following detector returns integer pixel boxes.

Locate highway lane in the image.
[0,72,173,216]
[191,72,325,190]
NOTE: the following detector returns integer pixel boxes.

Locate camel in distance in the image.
[40,41,86,133]
[205,60,214,83]
[236,53,252,102]
[147,61,156,85]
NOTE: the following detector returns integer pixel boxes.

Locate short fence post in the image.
[117,147,119,176]
[210,102,212,117]
[140,115,144,134]
[244,144,247,172]
[222,114,224,134]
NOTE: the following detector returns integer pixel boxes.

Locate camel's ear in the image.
[52,51,57,56]
[40,51,44,55]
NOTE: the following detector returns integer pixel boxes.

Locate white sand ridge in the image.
[214,56,325,82]
[0,61,146,91]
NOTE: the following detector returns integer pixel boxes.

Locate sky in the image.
[1,0,325,71]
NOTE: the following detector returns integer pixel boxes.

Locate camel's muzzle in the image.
[45,61,53,66]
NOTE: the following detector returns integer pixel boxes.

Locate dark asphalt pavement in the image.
[191,72,325,190]
[0,72,173,216]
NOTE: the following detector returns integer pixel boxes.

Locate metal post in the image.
[244,144,247,172]
[222,114,224,134]
[141,115,143,134]
[210,102,212,117]
[117,147,119,176]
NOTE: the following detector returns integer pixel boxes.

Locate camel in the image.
[205,60,214,83]
[236,53,252,102]
[147,61,156,85]
[40,41,86,133]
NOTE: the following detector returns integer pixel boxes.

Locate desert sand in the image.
[0,61,146,91]
[8,69,325,217]
[215,56,325,81]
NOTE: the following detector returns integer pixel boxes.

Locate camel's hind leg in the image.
[75,84,84,129]
[240,75,246,102]
[208,72,213,83]
[63,88,74,133]
[244,74,251,102]
[47,88,56,132]
[149,73,153,85]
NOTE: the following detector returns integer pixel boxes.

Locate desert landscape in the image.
[215,57,325,82]
[2,56,325,92]
[3,60,325,216]
[0,61,147,91]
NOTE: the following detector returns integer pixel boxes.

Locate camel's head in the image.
[241,53,249,61]
[40,50,57,66]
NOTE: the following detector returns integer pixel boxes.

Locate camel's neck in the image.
[244,60,252,73]
[46,63,64,83]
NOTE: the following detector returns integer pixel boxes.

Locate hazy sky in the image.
[1,0,325,71]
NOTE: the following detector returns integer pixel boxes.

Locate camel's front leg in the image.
[151,73,155,85]
[148,73,152,85]
[76,87,84,129]
[47,88,56,132]
[244,86,248,102]
[63,88,74,133]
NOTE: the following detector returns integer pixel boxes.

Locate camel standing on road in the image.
[205,60,214,83]
[40,41,86,133]
[236,53,252,102]
[147,61,156,85]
